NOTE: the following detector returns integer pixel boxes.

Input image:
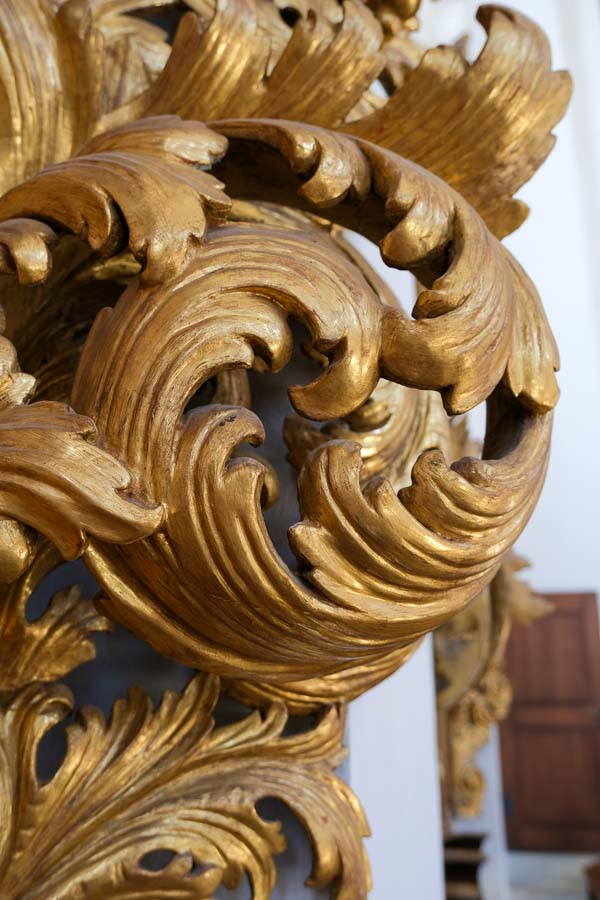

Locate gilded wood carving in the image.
[436,551,552,820]
[434,418,553,821]
[0,0,569,896]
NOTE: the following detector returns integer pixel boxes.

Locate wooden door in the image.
[500,593,600,851]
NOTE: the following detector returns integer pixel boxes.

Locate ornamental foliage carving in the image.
[0,0,569,896]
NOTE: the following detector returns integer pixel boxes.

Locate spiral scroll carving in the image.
[0,116,557,689]
[0,2,569,894]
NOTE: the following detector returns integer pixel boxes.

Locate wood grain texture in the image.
[501,593,600,851]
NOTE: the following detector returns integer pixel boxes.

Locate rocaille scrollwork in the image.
[0,0,569,896]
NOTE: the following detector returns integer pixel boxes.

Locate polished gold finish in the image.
[0,116,557,685]
[0,0,569,895]
[347,5,572,238]
[0,672,369,898]
[0,540,111,696]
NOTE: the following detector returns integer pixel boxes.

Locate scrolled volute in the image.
[0,115,557,697]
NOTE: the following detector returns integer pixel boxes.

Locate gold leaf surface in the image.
[109,0,384,129]
[0,117,550,686]
[0,117,230,284]
[225,643,419,714]
[0,219,57,285]
[214,118,559,413]
[0,0,173,195]
[0,0,570,244]
[0,115,558,694]
[0,400,163,560]
[345,5,572,237]
[0,541,111,695]
[0,674,370,899]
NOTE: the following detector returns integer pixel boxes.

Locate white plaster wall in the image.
[503,0,600,604]
[349,639,445,900]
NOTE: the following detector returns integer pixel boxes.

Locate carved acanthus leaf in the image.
[0,0,172,195]
[0,1,568,892]
[0,400,163,561]
[0,117,231,284]
[0,1,570,247]
[0,118,546,685]
[97,2,570,239]
[0,111,559,692]
[345,4,571,237]
[0,219,57,285]
[0,306,161,575]
[0,674,370,899]
[436,550,552,818]
[0,328,35,410]
[447,666,513,818]
[0,541,111,696]
[492,553,554,625]
[292,400,550,622]
[107,0,384,129]
[284,227,453,490]
[82,390,551,682]
[504,251,560,411]
[214,119,559,414]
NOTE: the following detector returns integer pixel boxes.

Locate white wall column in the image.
[349,638,445,900]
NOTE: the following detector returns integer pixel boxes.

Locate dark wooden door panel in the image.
[500,593,600,852]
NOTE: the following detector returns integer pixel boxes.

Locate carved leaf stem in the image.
[0,674,370,899]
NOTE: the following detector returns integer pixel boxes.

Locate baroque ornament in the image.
[0,0,569,896]
[435,551,552,820]
[432,425,554,822]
